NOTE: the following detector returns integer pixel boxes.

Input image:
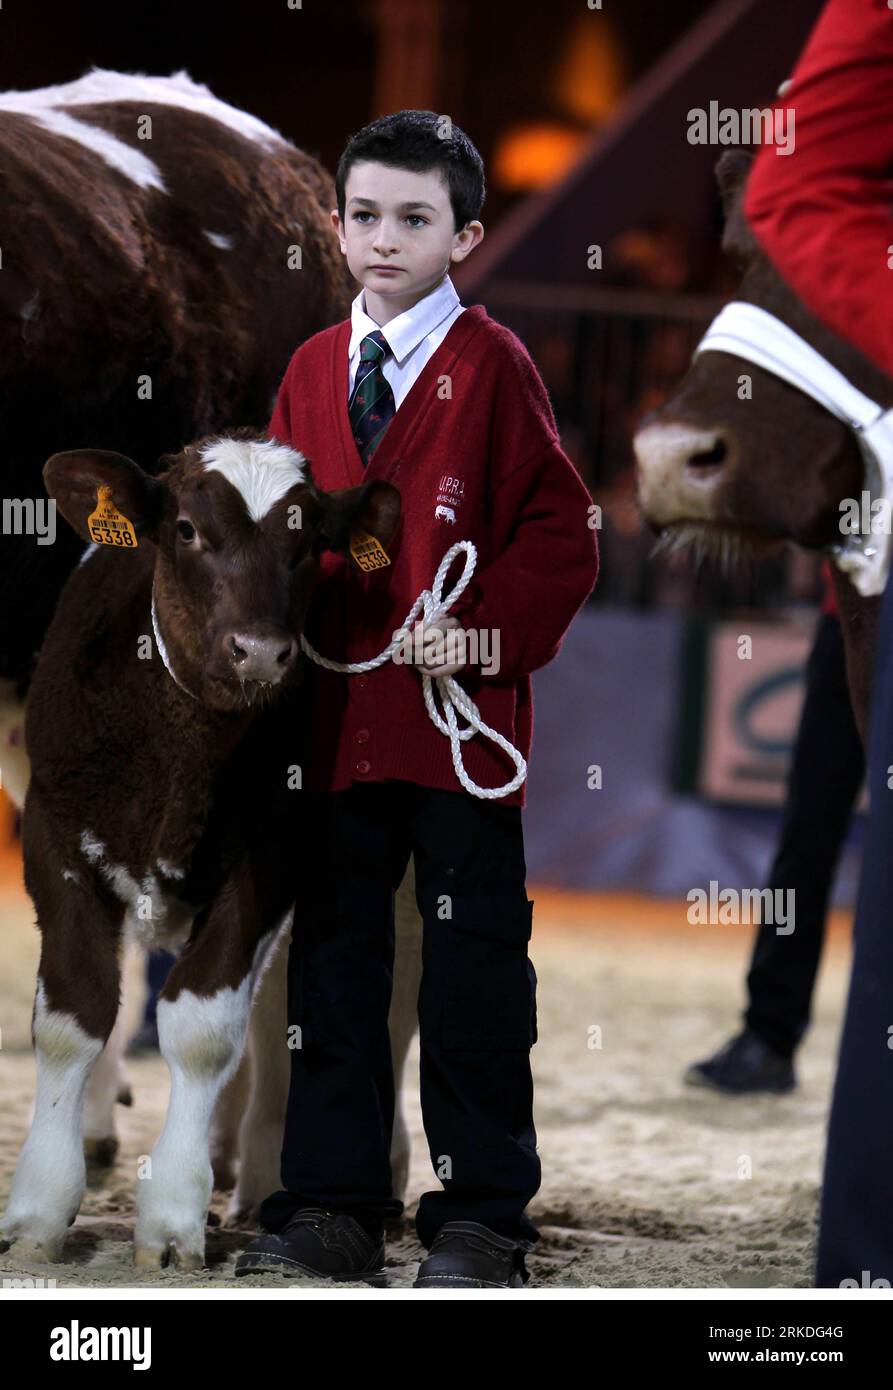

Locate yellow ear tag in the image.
[87,486,138,548]
[349,528,390,573]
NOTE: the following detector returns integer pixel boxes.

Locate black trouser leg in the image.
[259,785,409,1233]
[744,613,864,1058]
[408,786,541,1248]
[817,576,893,1285]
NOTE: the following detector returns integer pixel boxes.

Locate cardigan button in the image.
[356,728,370,744]
[356,759,371,774]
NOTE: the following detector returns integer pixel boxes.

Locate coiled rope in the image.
[300,540,527,799]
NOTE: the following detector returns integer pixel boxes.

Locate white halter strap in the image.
[695,300,893,597]
[151,586,198,700]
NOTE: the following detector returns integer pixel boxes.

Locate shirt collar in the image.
[348,275,461,365]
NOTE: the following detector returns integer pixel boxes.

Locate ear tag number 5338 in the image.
[349,529,390,572]
[87,486,138,547]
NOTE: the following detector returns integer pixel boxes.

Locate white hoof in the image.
[0,1217,67,1264]
[133,1238,205,1272]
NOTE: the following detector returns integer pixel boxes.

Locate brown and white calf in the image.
[634,150,889,736]
[0,429,401,1269]
[0,66,352,747]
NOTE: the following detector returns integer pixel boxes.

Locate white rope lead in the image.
[152,586,198,700]
[299,540,528,800]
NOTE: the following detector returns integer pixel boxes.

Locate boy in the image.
[235,110,598,1288]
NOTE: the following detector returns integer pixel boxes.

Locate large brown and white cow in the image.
[0,430,407,1269]
[633,150,889,737]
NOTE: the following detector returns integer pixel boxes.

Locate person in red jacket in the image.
[235,110,599,1288]
[743,0,893,1287]
[744,0,893,380]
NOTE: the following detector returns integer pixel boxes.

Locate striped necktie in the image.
[348,329,396,467]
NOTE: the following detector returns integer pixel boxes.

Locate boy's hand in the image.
[409,615,467,678]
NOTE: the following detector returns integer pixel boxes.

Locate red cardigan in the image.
[744,0,893,379]
[268,304,599,806]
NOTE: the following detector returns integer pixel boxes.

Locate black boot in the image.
[684,1028,796,1095]
[414,1221,531,1288]
[234,1207,387,1285]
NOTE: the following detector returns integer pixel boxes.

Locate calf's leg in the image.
[134,963,253,1270]
[83,997,131,1169]
[225,916,292,1226]
[209,1048,251,1193]
[1,863,121,1261]
[134,868,292,1270]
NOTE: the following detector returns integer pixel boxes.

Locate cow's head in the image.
[43,428,401,712]
[633,150,893,562]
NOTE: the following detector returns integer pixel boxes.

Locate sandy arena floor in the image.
[0,846,851,1290]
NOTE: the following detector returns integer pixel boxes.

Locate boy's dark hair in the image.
[335,110,485,232]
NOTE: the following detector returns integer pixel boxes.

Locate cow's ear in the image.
[715,150,757,262]
[43,449,166,547]
[312,480,402,568]
[715,149,753,214]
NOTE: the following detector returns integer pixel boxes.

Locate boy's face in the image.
[332,160,483,315]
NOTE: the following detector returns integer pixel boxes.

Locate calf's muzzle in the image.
[225,628,298,685]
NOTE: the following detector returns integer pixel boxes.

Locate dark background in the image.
[2,0,716,224]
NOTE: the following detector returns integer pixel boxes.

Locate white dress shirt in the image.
[347,274,465,410]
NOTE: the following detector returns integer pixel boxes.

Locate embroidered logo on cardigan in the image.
[435,474,464,525]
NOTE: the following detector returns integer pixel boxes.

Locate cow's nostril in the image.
[687,438,727,468]
[227,631,297,684]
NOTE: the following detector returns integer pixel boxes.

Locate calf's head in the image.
[634,151,893,561]
[43,428,401,711]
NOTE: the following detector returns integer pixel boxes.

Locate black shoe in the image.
[684,1029,796,1095]
[414,1221,531,1288]
[234,1207,387,1284]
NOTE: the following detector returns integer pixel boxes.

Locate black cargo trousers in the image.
[259,779,541,1249]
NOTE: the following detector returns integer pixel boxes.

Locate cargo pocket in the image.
[441,894,536,1051]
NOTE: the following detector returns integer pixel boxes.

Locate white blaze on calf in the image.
[200,439,308,523]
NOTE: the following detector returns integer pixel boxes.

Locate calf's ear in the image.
[43,450,166,547]
[313,479,402,566]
